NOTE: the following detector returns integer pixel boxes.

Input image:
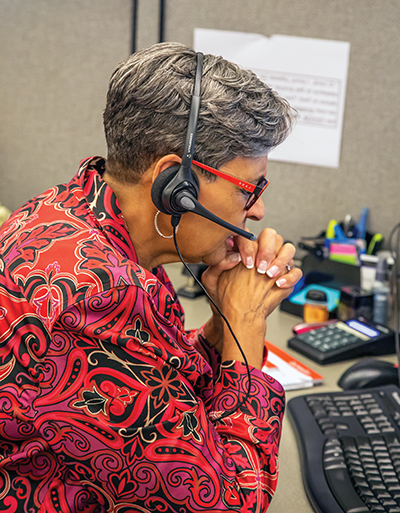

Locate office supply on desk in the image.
[288,384,400,513]
[263,340,324,390]
[288,284,341,313]
[288,319,396,364]
[343,214,355,238]
[373,255,391,326]
[368,234,384,255]
[327,235,367,266]
[322,209,383,266]
[304,289,329,323]
[326,219,339,240]
[356,207,369,241]
[280,251,361,317]
[338,359,399,390]
[298,212,383,276]
[329,242,359,265]
[360,255,378,292]
[299,239,325,260]
[334,223,348,241]
[338,286,374,322]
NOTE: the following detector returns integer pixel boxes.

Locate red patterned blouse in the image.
[0,157,285,512]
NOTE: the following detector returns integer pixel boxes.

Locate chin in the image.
[199,239,232,267]
[179,231,234,267]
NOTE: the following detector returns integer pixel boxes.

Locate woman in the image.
[0,43,301,512]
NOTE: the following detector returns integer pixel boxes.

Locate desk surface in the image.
[165,263,397,513]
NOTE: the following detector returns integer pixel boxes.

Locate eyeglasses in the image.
[191,160,269,210]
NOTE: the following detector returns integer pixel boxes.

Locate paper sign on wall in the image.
[194,29,350,168]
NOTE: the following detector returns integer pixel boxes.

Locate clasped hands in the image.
[202,228,303,370]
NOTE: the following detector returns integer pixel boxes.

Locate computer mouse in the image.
[337,358,399,390]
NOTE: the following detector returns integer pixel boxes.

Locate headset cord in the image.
[171,216,252,423]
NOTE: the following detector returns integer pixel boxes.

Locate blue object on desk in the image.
[289,284,341,312]
[333,224,347,240]
[355,207,369,240]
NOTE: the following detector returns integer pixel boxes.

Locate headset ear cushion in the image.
[151,164,200,214]
[151,165,181,214]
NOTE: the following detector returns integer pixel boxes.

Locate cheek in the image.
[178,216,228,257]
[199,186,245,222]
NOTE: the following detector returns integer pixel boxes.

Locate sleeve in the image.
[187,325,285,510]
[186,325,270,376]
[186,325,222,380]
[43,283,285,512]
[210,360,285,510]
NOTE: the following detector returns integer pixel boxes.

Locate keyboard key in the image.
[382,498,398,506]
[324,464,370,513]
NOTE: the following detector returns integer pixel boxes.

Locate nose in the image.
[246,196,265,221]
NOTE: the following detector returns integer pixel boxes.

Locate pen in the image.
[367,233,383,255]
[356,207,369,241]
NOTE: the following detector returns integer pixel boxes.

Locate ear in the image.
[151,154,182,183]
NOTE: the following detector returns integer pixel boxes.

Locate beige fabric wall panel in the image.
[1,0,399,248]
[0,0,131,211]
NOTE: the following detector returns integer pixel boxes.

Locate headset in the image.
[151,52,253,422]
[150,52,256,241]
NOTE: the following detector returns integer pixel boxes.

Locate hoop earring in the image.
[154,210,178,239]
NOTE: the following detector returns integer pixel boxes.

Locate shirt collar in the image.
[78,156,137,262]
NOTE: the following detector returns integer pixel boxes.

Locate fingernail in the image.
[267,265,278,278]
[257,260,268,274]
[228,252,241,263]
[246,256,254,269]
[276,278,287,287]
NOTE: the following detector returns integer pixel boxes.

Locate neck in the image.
[103,172,179,271]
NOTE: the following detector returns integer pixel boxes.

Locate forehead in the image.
[220,156,268,181]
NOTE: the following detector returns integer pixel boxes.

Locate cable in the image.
[131,0,138,54]
[159,0,166,43]
[171,221,253,423]
[388,222,400,387]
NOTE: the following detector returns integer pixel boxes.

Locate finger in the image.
[262,280,299,317]
[232,230,258,270]
[275,267,303,289]
[265,242,297,279]
[254,228,282,274]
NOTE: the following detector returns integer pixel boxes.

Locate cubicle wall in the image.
[0,0,399,247]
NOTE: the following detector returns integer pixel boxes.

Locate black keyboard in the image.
[288,385,400,513]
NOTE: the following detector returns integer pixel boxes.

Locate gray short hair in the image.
[103,42,295,183]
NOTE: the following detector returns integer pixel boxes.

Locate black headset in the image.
[151,53,253,421]
[150,52,256,241]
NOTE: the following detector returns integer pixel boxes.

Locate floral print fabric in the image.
[0,157,285,512]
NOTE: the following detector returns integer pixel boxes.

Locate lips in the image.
[226,236,234,249]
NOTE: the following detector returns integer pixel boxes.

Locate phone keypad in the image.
[297,326,364,353]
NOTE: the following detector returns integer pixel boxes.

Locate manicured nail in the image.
[229,252,241,263]
[246,256,254,269]
[276,278,287,287]
[267,265,278,278]
[257,260,268,274]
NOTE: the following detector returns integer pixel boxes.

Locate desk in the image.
[165,263,397,513]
